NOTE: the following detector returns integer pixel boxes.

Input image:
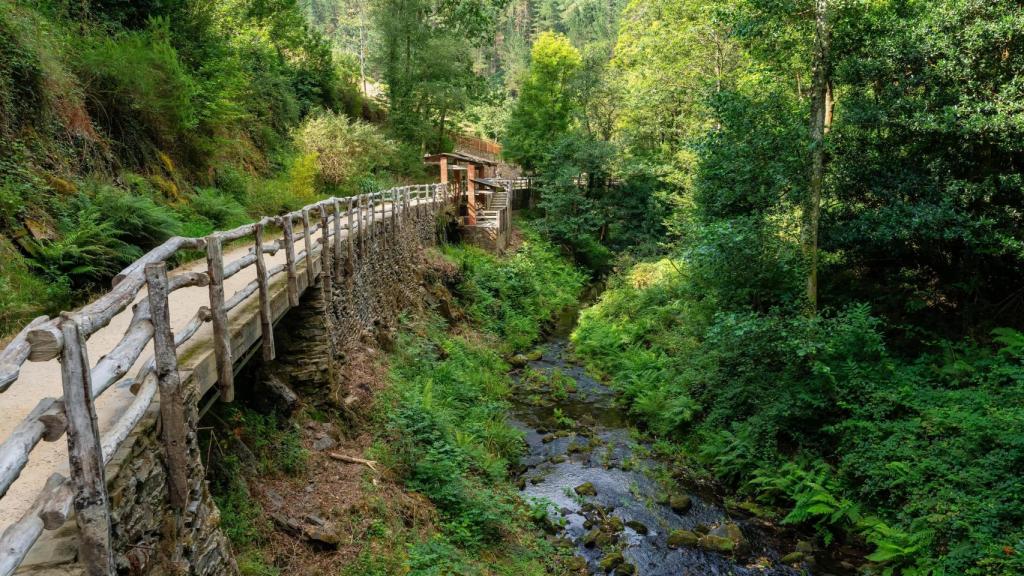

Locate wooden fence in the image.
[0,183,452,576]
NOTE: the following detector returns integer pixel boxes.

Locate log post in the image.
[301,208,315,285]
[59,316,113,576]
[320,206,333,296]
[332,199,343,283]
[348,196,356,268]
[205,234,234,402]
[467,164,477,225]
[143,263,190,511]
[357,195,365,255]
[254,222,275,362]
[381,191,387,235]
[282,215,299,307]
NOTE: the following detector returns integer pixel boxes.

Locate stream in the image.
[511,314,851,575]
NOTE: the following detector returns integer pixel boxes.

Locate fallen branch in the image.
[328,452,378,472]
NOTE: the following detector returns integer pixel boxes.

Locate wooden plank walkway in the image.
[0,184,450,575]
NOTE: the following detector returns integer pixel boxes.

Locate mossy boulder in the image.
[625,520,648,535]
[510,354,529,367]
[575,482,597,496]
[598,551,624,572]
[780,551,805,564]
[605,516,624,533]
[669,494,692,514]
[526,348,544,361]
[582,528,614,549]
[698,523,745,554]
[667,529,699,548]
[697,534,734,553]
[617,562,636,575]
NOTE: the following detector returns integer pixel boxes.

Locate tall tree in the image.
[803,0,831,312]
[502,31,582,170]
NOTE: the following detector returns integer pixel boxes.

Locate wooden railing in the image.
[453,134,502,161]
[0,183,452,576]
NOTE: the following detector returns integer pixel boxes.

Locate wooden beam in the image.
[205,234,234,402]
[59,317,113,576]
[254,222,276,362]
[332,199,343,284]
[282,215,299,307]
[467,164,477,225]
[320,206,333,296]
[143,263,190,511]
[0,316,48,392]
[301,208,315,285]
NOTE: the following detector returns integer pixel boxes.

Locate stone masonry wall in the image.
[273,199,446,408]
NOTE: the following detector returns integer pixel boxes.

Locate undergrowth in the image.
[359,313,570,574]
[443,225,586,352]
[0,0,421,335]
[571,256,1024,575]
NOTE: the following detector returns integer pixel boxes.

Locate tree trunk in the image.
[804,0,832,313]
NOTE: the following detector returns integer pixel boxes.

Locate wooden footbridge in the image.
[0,183,458,575]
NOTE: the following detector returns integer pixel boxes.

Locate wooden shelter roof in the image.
[423,152,498,167]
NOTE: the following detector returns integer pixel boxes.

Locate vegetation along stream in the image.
[511,308,856,576]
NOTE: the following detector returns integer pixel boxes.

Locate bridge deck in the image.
[0,189,445,573]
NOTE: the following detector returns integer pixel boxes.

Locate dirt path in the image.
[0,201,414,526]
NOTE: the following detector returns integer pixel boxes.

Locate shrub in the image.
[444,226,586,352]
[84,184,182,248]
[293,111,400,192]
[572,254,1024,573]
[27,206,140,289]
[191,188,249,229]
[0,238,70,335]
[76,18,197,157]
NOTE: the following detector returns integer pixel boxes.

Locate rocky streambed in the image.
[510,338,855,576]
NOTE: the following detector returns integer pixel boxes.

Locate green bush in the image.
[444,226,586,352]
[27,207,140,289]
[572,256,1024,574]
[191,188,249,229]
[383,317,521,549]
[76,19,198,156]
[84,184,183,248]
[0,238,70,334]
[294,111,401,193]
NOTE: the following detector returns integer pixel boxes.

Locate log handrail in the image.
[0,183,452,575]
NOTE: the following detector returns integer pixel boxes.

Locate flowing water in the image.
[511,321,854,575]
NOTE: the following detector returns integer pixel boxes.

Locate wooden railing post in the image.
[347,197,355,265]
[143,263,190,511]
[301,208,315,285]
[282,215,299,307]
[320,205,333,296]
[369,194,375,244]
[205,234,234,402]
[254,221,275,362]
[332,199,343,284]
[59,316,113,576]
